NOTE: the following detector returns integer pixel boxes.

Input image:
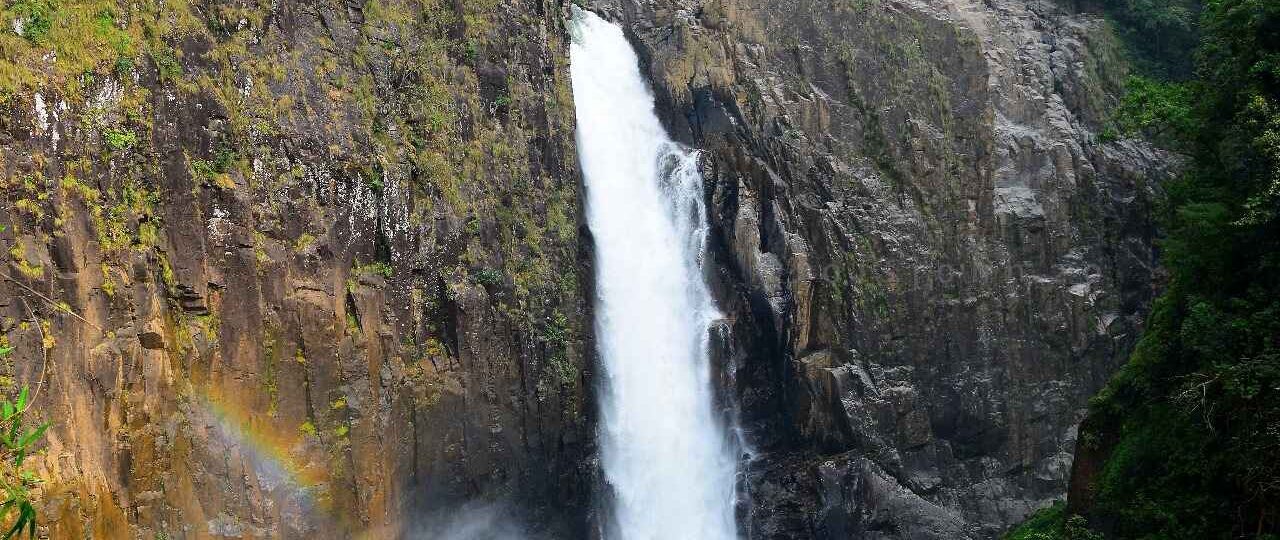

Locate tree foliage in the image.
[1007,503,1105,540]
[1077,0,1280,538]
[1112,76,1196,148]
[1095,0,1203,79]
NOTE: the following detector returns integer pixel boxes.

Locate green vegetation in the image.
[534,309,579,407]
[5,242,42,281]
[0,348,51,540]
[292,233,315,253]
[86,180,160,255]
[1097,0,1202,146]
[188,149,240,189]
[103,128,137,151]
[0,0,203,102]
[1007,503,1102,540]
[1094,0,1202,79]
[261,327,279,417]
[1007,503,1068,540]
[1110,76,1196,148]
[1018,0,1280,538]
[470,267,502,287]
[352,261,392,279]
[9,0,54,45]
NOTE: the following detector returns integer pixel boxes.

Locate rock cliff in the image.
[0,0,593,537]
[2,0,1182,537]
[591,0,1174,537]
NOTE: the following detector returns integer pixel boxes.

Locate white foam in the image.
[570,9,739,539]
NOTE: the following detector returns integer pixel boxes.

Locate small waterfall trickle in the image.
[569,8,740,540]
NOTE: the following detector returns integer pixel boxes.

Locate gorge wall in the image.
[1,0,594,538]
[590,0,1174,537]
[0,0,1180,538]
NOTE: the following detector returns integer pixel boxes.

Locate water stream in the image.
[569,9,740,540]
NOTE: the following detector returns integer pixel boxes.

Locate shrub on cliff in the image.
[0,346,49,539]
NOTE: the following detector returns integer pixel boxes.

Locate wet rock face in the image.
[1,0,592,537]
[594,0,1173,537]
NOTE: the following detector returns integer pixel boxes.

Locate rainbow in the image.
[188,385,354,535]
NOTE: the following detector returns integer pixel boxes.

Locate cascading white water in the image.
[569,9,739,540]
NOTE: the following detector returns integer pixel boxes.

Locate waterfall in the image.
[569,9,739,540]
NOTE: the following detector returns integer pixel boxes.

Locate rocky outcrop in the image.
[0,0,593,537]
[592,0,1173,537]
